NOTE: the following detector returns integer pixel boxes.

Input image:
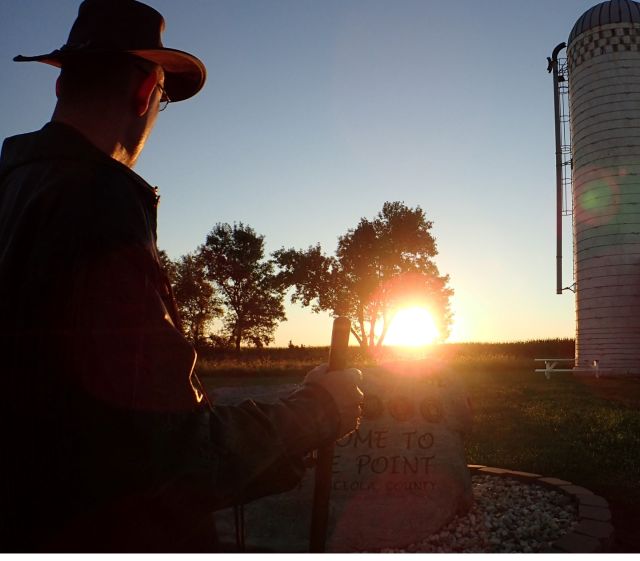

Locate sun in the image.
[383,306,440,347]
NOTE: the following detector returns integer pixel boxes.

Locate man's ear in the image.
[134,71,158,116]
[55,76,62,98]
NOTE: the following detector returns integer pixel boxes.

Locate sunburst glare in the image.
[383,306,440,347]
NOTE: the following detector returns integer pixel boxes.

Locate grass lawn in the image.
[198,344,640,552]
[459,364,640,552]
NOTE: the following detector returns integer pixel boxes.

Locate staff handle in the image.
[309,316,351,553]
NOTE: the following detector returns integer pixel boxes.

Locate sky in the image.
[0,0,599,347]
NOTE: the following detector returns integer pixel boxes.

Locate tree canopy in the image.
[275,201,453,349]
[172,253,223,348]
[200,222,286,351]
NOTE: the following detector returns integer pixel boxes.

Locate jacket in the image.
[0,122,339,552]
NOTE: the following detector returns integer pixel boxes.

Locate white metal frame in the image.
[534,358,574,379]
[534,358,600,379]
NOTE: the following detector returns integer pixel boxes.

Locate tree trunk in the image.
[368,307,378,348]
[194,323,200,347]
[350,328,363,347]
[376,308,390,348]
[235,326,242,353]
[377,321,389,347]
[357,304,368,349]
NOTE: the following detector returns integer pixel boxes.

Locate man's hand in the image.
[304,364,364,439]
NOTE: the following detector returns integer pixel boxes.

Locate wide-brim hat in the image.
[13,0,206,102]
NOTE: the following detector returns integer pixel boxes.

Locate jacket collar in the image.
[0,121,160,207]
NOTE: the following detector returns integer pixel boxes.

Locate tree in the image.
[274,201,453,349]
[157,249,177,283]
[157,249,222,347]
[172,253,223,348]
[200,222,286,351]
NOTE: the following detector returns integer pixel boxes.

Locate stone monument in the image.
[213,359,473,552]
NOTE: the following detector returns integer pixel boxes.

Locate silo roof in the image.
[568,0,640,44]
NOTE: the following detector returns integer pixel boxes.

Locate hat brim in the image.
[14,47,206,102]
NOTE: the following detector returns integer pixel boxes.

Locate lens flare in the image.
[383,306,439,347]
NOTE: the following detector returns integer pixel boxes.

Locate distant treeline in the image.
[435,338,575,360]
[197,338,575,364]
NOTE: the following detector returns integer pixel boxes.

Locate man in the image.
[0,0,362,552]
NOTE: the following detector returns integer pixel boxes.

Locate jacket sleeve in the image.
[70,244,340,510]
[63,171,340,515]
[138,385,340,520]
[204,384,339,507]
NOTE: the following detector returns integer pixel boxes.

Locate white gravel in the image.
[379,474,579,553]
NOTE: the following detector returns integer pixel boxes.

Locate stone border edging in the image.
[467,465,614,553]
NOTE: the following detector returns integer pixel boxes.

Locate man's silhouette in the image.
[0,0,362,551]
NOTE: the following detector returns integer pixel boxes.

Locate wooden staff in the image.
[309,316,351,553]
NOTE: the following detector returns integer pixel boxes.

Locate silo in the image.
[561,0,640,375]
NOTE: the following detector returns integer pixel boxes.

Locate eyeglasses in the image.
[131,61,170,112]
[156,82,170,112]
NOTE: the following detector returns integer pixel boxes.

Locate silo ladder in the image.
[548,43,574,295]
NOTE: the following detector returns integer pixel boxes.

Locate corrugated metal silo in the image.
[565,0,640,375]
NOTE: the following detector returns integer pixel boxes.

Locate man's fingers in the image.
[304,365,364,439]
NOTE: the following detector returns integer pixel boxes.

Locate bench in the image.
[534,358,575,380]
[534,358,600,379]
